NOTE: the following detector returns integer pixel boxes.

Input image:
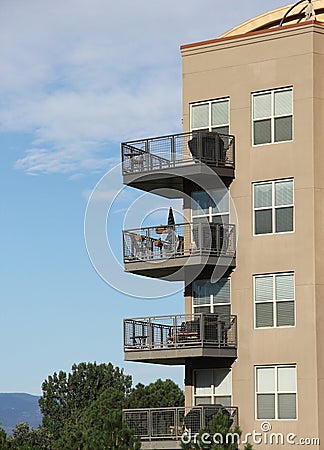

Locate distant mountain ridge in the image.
[0,393,42,435]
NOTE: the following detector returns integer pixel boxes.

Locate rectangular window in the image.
[253,87,293,145]
[256,365,297,420]
[193,279,231,315]
[191,98,230,135]
[194,368,232,406]
[254,273,295,328]
[254,179,294,235]
[192,189,229,224]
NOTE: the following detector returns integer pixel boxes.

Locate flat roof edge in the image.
[180,20,324,52]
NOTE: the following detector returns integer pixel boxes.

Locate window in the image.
[252,87,293,145]
[192,189,229,224]
[254,273,295,328]
[253,179,294,235]
[194,369,232,406]
[191,98,229,135]
[256,365,297,420]
[193,279,230,315]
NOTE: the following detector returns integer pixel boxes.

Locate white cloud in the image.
[0,0,289,175]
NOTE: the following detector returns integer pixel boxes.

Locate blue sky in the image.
[0,0,290,395]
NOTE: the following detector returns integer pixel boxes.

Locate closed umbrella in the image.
[168,207,175,226]
[165,207,176,254]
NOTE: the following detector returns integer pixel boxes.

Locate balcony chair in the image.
[184,406,233,432]
[188,132,226,165]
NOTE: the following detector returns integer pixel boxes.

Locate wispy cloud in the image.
[15,145,114,175]
[1,0,289,176]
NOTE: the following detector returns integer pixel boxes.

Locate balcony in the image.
[123,405,239,449]
[121,131,235,197]
[124,313,237,365]
[123,222,236,281]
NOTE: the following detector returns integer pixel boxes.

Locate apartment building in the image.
[121,1,324,448]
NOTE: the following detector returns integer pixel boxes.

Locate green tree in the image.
[4,423,50,450]
[126,378,184,409]
[39,362,132,440]
[37,362,184,450]
[7,423,31,450]
[82,409,140,450]
[52,420,86,450]
[53,390,140,450]
[0,425,8,450]
[22,426,53,450]
[181,412,253,450]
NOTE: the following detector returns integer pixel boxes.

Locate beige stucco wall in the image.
[314,31,324,444]
[181,22,324,447]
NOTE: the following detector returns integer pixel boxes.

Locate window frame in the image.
[255,365,297,421]
[253,178,294,236]
[193,368,232,407]
[190,97,230,134]
[253,272,296,329]
[191,189,230,224]
[252,87,293,146]
[192,278,231,315]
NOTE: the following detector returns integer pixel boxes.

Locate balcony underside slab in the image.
[124,347,237,365]
[123,164,234,198]
[124,254,235,281]
[141,440,180,450]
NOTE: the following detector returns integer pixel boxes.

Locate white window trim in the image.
[191,189,231,224]
[192,279,231,314]
[192,210,230,223]
[253,272,296,329]
[252,178,295,236]
[252,87,293,147]
[190,97,230,132]
[193,368,232,406]
[255,365,298,421]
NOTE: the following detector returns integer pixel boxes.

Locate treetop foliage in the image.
[1,362,184,450]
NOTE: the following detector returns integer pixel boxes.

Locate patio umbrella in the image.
[167,207,175,226]
[164,207,176,253]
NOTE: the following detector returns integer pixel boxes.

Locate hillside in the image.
[0,393,42,435]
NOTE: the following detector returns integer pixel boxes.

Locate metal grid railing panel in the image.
[124,319,149,348]
[183,407,203,434]
[151,409,176,437]
[123,410,149,437]
[123,406,239,440]
[121,131,235,175]
[201,406,237,429]
[123,222,235,263]
[123,313,237,351]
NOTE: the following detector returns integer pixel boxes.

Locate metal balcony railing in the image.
[124,313,237,351]
[121,131,235,175]
[123,222,236,263]
[123,405,239,440]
